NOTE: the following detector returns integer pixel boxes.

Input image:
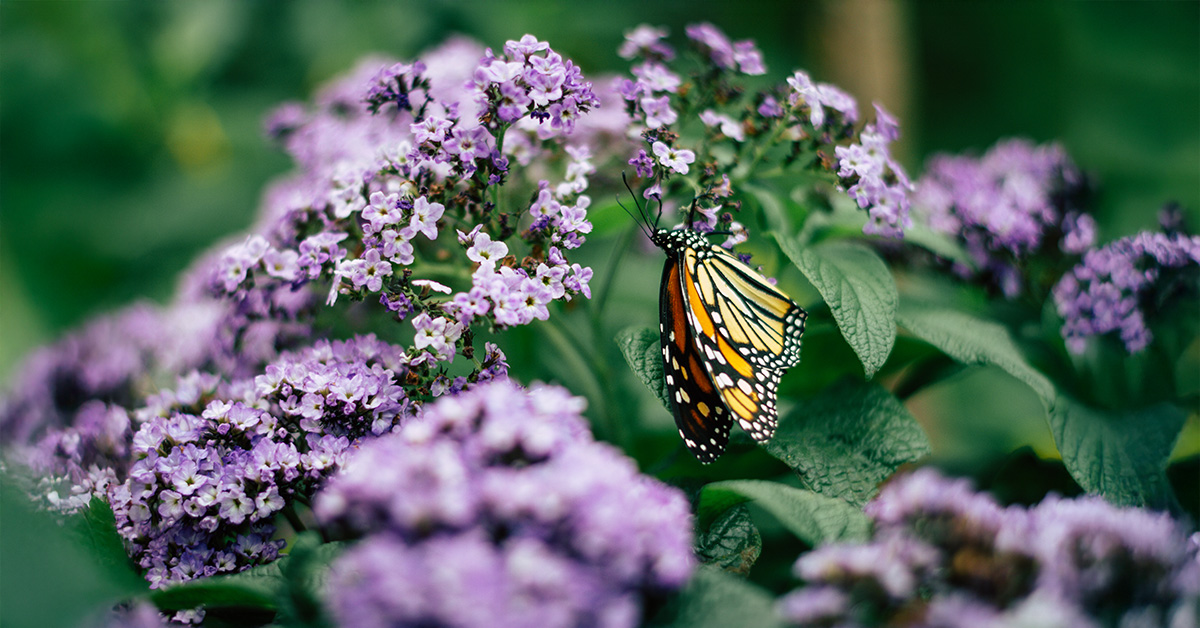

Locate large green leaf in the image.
[1050,395,1187,509]
[777,236,897,379]
[68,498,149,593]
[695,505,761,576]
[616,325,670,410]
[275,532,343,628]
[764,380,931,507]
[649,565,784,628]
[151,533,345,616]
[0,483,147,628]
[151,562,284,611]
[896,300,1056,408]
[699,480,870,545]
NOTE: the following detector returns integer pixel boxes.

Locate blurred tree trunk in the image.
[818,0,915,165]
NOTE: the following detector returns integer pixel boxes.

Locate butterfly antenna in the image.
[685,197,700,231]
[619,172,654,239]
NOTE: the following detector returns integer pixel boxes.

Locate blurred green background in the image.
[2,1,1197,469]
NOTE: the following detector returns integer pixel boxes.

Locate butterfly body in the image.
[652,227,806,463]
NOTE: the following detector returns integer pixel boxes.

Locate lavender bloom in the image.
[1053,229,1200,353]
[327,532,642,628]
[777,586,850,627]
[685,23,766,75]
[834,104,914,239]
[107,334,437,589]
[619,24,675,61]
[193,37,599,414]
[914,138,1092,297]
[780,469,1199,628]
[0,275,311,512]
[364,60,428,114]
[317,379,695,628]
[618,26,914,244]
[1031,494,1199,619]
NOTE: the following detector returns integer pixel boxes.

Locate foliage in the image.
[1,10,1197,628]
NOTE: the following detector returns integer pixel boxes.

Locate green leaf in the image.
[699,480,870,545]
[152,561,284,611]
[616,325,670,410]
[276,532,343,628]
[1050,395,1187,509]
[695,505,761,576]
[0,481,147,628]
[152,533,347,620]
[67,498,148,592]
[649,565,785,628]
[777,236,898,379]
[764,380,931,507]
[896,300,1056,408]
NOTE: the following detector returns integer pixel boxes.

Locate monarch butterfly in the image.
[628,188,807,463]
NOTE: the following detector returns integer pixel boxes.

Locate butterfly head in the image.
[650,227,708,256]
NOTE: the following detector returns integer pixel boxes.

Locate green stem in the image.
[491,123,510,213]
[281,503,307,533]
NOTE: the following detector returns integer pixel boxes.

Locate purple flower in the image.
[407,196,445,240]
[443,125,493,166]
[1031,494,1196,613]
[834,106,913,239]
[1053,229,1200,353]
[699,109,745,142]
[628,149,654,178]
[466,231,508,264]
[411,312,463,360]
[640,94,678,128]
[317,380,695,628]
[632,61,681,93]
[619,24,675,61]
[103,335,419,588]
[915,138,1091,297]
[732,40,766,75]
[758,95,783,118]
[363,60,426,114]
[652,141,695,175]
[781,468,1200,627]
[777,586,850,626]
[685,23,736,70]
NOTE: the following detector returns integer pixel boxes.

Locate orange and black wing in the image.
[679,245,807,444]
[659,256,733,463]
[685,245,806,370]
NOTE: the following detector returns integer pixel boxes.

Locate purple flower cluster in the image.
[107,334,483,589]
[833,103,913,238]
[209,36,599,386]
[316,379,695,628]
[779,469,1200,627]
[914,138,1094,297]
[616,22,913,242]
[0,283,311,512]
[475,35,599,134]
[685,22,766,75]
[1053,229,1200,353]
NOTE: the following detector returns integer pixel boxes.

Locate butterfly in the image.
[627,187,807,463]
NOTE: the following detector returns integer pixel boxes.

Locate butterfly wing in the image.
[679,244,806,443]
[685,245,806,370]
[660,256,733,463]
